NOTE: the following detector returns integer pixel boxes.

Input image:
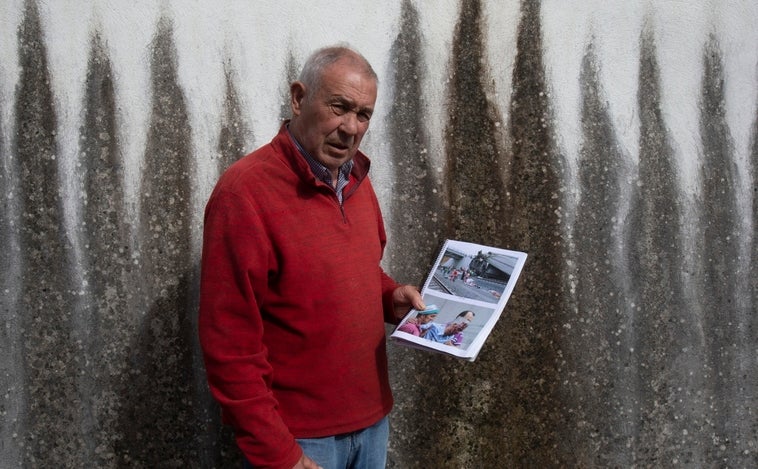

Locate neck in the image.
[328,169,339,187]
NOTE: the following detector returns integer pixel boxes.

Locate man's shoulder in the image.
[227,146,269,172]
[212,156,258,197]
[217,139,288,189]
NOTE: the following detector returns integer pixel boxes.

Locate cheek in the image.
[356,124,370,138]
[322,123,344,140]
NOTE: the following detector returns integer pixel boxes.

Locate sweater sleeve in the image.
[198,190,302,469]
[368,177,404,325]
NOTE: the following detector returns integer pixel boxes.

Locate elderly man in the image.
[422,319,470,347]
[198,45,424,469]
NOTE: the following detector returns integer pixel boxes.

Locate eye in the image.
[329,101,373,123]
[329,103,348,115]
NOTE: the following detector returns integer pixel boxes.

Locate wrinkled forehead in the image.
[319,72,377,113]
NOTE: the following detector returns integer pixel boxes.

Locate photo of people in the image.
[395,299,494,351]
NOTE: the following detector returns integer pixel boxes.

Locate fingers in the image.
[297,455,323,469]
[406,285,425,310]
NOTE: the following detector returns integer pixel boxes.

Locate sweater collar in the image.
[274,121,371,185]
[286,124,354,188]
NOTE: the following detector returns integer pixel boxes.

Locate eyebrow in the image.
[330,96,374,115]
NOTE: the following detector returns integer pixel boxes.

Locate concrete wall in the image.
[1,0,756,467]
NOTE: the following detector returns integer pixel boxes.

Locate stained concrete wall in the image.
[1,0,756,467]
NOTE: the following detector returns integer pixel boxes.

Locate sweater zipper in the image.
[320,183,348,223]
[337,179,361,224]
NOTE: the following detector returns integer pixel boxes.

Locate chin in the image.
[323,154,351,168]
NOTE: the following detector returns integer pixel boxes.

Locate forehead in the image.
[317,60,377,105]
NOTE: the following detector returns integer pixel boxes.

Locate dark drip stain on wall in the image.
[568,41,633,467]
[623,25,682,462]
[626,25,699,466]
[15,0,85,465]
[279,51,299,124]
[444,0,508,247]
[384,1,448,464]
[217,60,250,174]
[752,100,758,396]
[118,17,197,466]
[497,0,566,465]
[387,0,444,284]
[0,17,22,467]
[750,107,758,449]
[79,32,131,466]
[696,36,749,468]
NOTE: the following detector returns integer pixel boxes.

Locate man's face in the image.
[445,322,468,335]
[289,58,377,173]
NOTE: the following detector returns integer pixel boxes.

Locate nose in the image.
[339,111,360,136]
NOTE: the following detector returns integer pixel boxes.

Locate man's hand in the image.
[392,285,425,320]
[292,454,322,469]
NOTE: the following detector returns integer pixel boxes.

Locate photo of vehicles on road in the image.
[429,245,520,304]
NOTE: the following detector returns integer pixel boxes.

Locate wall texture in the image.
[1,0,756,467]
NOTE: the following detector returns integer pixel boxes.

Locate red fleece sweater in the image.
[198,124,400,468]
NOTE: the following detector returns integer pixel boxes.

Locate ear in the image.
[290,81,306,116]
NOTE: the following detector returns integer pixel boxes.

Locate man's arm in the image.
[198,190,303,469]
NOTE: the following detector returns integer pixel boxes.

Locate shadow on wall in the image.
[113,270,240,468]
[114,272,194,466]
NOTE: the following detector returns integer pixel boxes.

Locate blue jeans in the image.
[243,416,389,469]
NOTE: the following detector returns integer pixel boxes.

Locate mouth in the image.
[326,141,352,157]
[328,141,350,150]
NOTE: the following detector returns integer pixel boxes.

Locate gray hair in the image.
[298,45,378,92]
